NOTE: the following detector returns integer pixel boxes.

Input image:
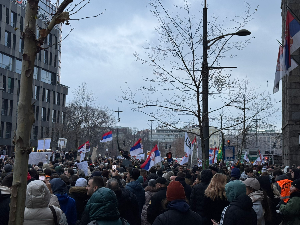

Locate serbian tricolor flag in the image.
[130,138,143,156]
[284,10,300,73]
[100,131,112,142]
[140,145,161,171]
[78,141,90,153]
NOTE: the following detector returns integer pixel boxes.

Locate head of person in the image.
[200,169,213,184]
[205,173,227,200]
[75,178,87,187]
[86,176,105,196]
[156,177,167,189]
[225,180,246,203]
[209,165,218,175]
[166,181,186,202]
[50,178,67,195]
[231,167,241,180]
[291,168,300,180]
[106,178,121,193]
[129,168,140,181]
[26,180,51,208]
[1,172,13,188]
[67,168,74,178]
[245,167,254,177]
[178,166,184,172]
[243,178,260,195]
[290,178,300,194]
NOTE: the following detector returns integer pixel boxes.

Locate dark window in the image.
[35,106,39,121]
[54,55,57,67]
[42,107,46,121]
[11,11,17,28]
[16,60,22,74]
[19,38,24,53]
[55,36,57,49]
[9,100,13,116]
[20,16,23,31]
[42,88,45,101]
[52,91,55,104]
[41,126,43,138]
[3,76,6,92]
[0,122,4,138]
[38,52,41,61]
[44,50,48,64]
[48,34,52,46]
[49,52,52,66]
[47,108,50,121]
[0,5,2,21]
[5,122,11,139]
[46,89,50,102]
[57,111,60,123]
[51,73,56,85]
[62,94,66,106]
[52,110,56,123]
[12,34,16,49]
[7,77,14,94]
[1,99,8,116]
[17,80,20,95]
[57,93,60,105]
[33,126,38,140]
[35,85,39,100]
[6,8,9,24]
[5,31,11,48]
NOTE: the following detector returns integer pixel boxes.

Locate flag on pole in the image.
[130,138,143,156]
[180,153,189,165]
[273,46,285,93]
[100,131,113,142]
[184,133,192,155]
[140,145,161,171]
[217,144,223,161]
[191,136,197,146]
[78,141,90,153]
[243,151,250,163]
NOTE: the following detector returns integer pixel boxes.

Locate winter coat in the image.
[147,187,167,224]
[50,178,77,225]
[200,196,229,225]
[219,194,257,225]
[175,176,192,201]
[114,188,141,225]
[280,191,300,225]
[69,186,89,220]
[152,200,203,225]
[141,189,157,225]
[190,182,210,214]
[84,187,128,225]
[125,180,145,214]
[0,186,11,225]
[24,180,67,225]
[249,190,265,225]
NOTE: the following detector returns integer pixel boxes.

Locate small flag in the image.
[180,153,189,165]
[130,138,143,156]
[184,133,192,155]
[100,131,112,142]
[243,151,250,163]
[78,141,90,153]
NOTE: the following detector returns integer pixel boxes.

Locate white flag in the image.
[180,153,189,165]
[184,133,192,155]
[243,151,250,162]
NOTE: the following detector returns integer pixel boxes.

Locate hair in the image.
[2,173,13,187]
[68,168,74,176]
[106,178,120,192]
[273,169,283,177]
[205,173,227,201]
[90,176,105,188]
[60,175,70,185]
[44,168,52,176]
[245,167,253,174]
[130,168,140,180]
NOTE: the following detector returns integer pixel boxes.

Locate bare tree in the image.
[122,0,256,168]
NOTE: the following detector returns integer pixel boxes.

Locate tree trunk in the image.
[8,0,38,224]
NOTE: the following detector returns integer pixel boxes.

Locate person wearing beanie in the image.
[230,167,241,181]
[279,178,300,225]
[153,181,203,225]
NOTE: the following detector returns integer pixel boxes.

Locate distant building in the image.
[0,0,68,155]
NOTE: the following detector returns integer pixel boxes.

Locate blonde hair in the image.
[204,173,227,201]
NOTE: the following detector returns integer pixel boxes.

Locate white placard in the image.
[77,161,89,176]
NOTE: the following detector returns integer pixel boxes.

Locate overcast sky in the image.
[59,0,282,132]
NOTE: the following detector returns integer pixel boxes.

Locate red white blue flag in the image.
[130,138,143,156]
[100,131,112,142]
[140,145,161,171]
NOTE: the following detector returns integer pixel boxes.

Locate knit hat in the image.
[166,181,186,202]
[292,178,300,189]
[231,167,241,179]
[75,178,87,187]
[243,178,260,191]
[4,164,12,172]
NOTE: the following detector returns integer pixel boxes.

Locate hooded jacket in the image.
[249,190,265,225]
[147,186,167,224]
[152,200,203,225]
[220,180,257,225]
[50,178,77,225]
[69,186,89,220]
[24,180,67,225]
[280,191,300,225]
[125,180,145,214]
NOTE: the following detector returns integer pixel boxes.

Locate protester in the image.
[0,173,13,225]
[141,179,157,225]
[86,176,105,196]
[175,171,192,200]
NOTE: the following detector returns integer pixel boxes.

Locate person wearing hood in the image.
[50,178,77,225]
[152,181,203,225]
[279,178,300,225]
[125,168,145,215]
[69,178,89,221]
[84,187,129,225]
[0,173,13,225]
[243,178,265,225]
[190,169,213,214]
[212,180,257,225]
[24,180,68,225]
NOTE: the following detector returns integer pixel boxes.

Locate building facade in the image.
[0,0,68,155]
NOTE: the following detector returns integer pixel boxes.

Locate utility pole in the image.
[252,117,261,147]
[148,119,155,153]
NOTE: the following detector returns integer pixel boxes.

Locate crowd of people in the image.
[0,153,300,225]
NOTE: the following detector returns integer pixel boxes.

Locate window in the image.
[51,73,56,85]
[16,60,22,74]
[12,34,16,49]
[62,112,65,124]
[33,126,38,140]
[47,108,50,121]
[49,52,52,66]
[53,91,56,104]
[33,67,38,80]
[9,100,13,116]
[11,11,17,28]
[48,34,52,46]
[35,106,39,121]
[62,94,66,106]
[20,16,23,32]
[41,69,52,84]
[1,54,12,70]
[5,122,12,139]
[38,52,41,61]
[55,36,57,49]
[54,55,57,67]
[5,31,11,48]
[52,110,56,123]
[1,99,8,116]
[0,122,4,138]
[7,78,14,94]
[19,38,24,53]
[44,50,48,64]
[2,76,6,92]
[41,127,43,138]
[57,92,60,105]
[0,5,2,21]
[42,107,46,121]
[17,80,20,95]
[6,8,9,24]
[35,85,40,100]
[46,89,50,102]
[57,111,60,123]
[42,88,45,101]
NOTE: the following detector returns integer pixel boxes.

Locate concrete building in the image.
[0,0,68,155]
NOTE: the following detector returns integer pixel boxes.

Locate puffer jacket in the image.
[69,186,89,220]
[141,188,157,225]
[280,191,300,225]
[24,180,67,225]
[249,190,265,225]
[126,180,145,214]
[84,187,129,225]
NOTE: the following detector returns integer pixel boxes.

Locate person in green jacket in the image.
[280,178,300,225]
[84,187,129,225]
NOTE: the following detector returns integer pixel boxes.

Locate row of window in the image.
[1,99,13,116]
[34,86,66,106]
[0,121,11,139]
[33,105,65,123]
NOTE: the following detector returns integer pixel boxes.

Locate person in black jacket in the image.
[190,169,213,214]
[147,177,168,224]
[153,181,203,225]
[175,172,192,201]
[212,180,257,225]
[107,178,141,225]
[0,173,13,225]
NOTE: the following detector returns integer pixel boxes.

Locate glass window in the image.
[51,73,56,85]
[20,16,23,32]
[35,106,39,121]
[12,34,16,49]
[47,108,50,121]
[5,31,11,48]
[48,34,52,46]
[1,54,12,71]
[52,110,56,123]
[6,8,9,24]
[53,91,55,104]
[1,99,8,116]
[62,94,66,106]
[0,5,2,21]
[54,55,57,67]
[41,69,51,84]
[44,50,48,64]
[55,36,57,49]
[16,60,22,74]
[5,122,12,139]
[57,92,60,105]
[11,11,17,28]
[33,67,38,80]
[42,107,46,121]
[57,111,60,123]
[0,122,4,138]
[41,127,43,138]
[33,126,38,140]
[42,88,45,101]
[35,85,39,100]
[7,78,14,94]
[19,38,24,53]
[9,100,13,116]
[2,76,6,92]
[46,89,50,102]
[50,52,52,66]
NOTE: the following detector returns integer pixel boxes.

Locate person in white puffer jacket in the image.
[24,180,68,225]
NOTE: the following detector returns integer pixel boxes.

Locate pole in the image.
[202,4,209,169]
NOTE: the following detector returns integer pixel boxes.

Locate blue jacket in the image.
[126,180,145,214]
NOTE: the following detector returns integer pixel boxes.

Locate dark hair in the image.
[102,170,109,179]
[70,175,79,186]
[29,169,39,180]
[130,168,140,180]
[38,162,43,168]
[273,169,283,177]
[149,167,156,174]
[91,176,104,188]
[44,168,52,176]
[245,167,253,174]
[60,175,70,185]
[2,173,13,187]
[68,168,74,176]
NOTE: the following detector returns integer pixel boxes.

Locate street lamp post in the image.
[201,1,251,168]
